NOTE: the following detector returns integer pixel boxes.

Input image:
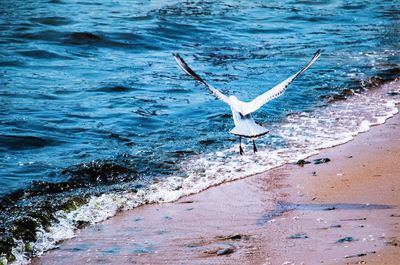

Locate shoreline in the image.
[32,113,400,264]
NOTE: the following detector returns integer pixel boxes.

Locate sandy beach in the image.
[32,113,400,265]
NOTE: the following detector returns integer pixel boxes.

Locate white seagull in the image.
[173,50,323,155]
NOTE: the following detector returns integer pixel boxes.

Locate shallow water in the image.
[0,0,399,263]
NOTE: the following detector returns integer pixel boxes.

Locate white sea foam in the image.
[9,80,400,265]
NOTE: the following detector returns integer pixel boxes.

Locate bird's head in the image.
[229,95,238,103]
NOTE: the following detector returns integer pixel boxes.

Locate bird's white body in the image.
[173,50,323,140]
[228,96,269,138]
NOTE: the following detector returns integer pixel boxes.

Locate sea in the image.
[0,0,399,263]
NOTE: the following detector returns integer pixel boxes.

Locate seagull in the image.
[173,49,323,155]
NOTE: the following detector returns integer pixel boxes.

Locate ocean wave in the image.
[0,135,57,151]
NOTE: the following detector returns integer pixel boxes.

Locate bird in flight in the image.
[173,50,323,155]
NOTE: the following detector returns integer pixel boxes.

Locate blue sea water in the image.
[0,0,399,263]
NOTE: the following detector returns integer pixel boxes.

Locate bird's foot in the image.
[239,145,244,155]
[253,141,257,153]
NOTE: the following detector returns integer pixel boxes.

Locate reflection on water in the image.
[257,201,394,225]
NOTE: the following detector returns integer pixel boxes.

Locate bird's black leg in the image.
[239,136,244,155]
[253,139,257,153]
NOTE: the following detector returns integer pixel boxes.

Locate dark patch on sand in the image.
[287,233,309,239]
[336,237,355,243]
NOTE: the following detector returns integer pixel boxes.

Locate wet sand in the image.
[32,114,400,265]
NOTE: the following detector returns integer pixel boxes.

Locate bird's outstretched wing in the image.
[173,53,230,104]
[240,49,324,116]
